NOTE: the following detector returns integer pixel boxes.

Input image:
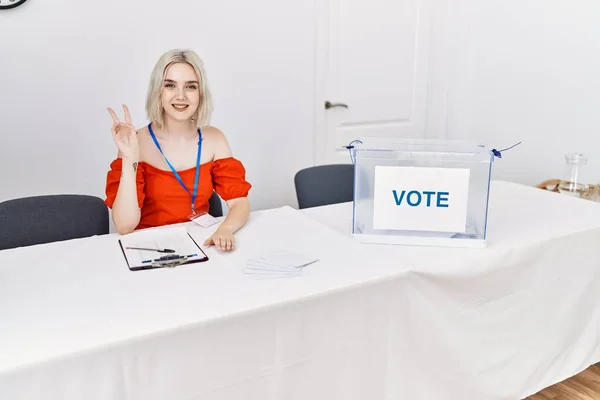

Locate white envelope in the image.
[257,250,319,268]
[243,250,319,279]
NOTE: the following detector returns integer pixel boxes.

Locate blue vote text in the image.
[392,190,449,208]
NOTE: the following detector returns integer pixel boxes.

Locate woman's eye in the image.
[187,85,197,90]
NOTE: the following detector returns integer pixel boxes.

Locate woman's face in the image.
[160,62,200,125]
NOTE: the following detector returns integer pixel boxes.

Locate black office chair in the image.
[294,164,354,209]
[208,191,223,217]
[0,194,109,251]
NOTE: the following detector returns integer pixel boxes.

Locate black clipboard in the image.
[118,231,209,271]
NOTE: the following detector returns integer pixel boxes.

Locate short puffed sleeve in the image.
[104,158,145,209]
[211,157,252,201]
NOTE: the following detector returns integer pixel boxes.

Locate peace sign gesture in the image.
[107,105,139,161]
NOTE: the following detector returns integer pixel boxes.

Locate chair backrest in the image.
[208,191,223,217]
[294,164,354,209]
[0,194,109,251]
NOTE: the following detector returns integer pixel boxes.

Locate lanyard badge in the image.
[148,123,202,218]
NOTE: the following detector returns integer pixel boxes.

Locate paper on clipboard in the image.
[118,227,208,271]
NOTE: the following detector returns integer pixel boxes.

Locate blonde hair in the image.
[145,49,213,129]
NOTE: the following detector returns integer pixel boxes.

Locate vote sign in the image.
[372,166,470,233]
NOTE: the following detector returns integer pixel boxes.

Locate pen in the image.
[126,247,176,253]
[142,254,198,264]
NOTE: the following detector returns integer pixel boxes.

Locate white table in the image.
[2,180,600,399]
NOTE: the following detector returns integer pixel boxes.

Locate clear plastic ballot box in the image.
[350,138,494,248]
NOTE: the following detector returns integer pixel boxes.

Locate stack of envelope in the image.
[243,250,319,279]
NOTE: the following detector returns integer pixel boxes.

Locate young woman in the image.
[104,49,251,251]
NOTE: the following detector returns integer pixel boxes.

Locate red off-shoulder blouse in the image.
[104,157,251,230]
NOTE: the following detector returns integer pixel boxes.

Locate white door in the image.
[315,0,433,165]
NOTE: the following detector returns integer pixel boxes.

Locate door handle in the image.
[325,101,349,110]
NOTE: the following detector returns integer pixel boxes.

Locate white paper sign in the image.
[372,166,470,233]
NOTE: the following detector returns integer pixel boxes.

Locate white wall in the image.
[427,0,600,185]
[0,0,316,211]
[3,0,599,215]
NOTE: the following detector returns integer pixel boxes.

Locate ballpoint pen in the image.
[125,247,176,253]
[141,253,198,264]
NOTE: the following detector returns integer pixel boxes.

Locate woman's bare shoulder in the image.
[201,125,227,141]
[134,125,154,161]
[136,124,150,138]
[201,126,233,160]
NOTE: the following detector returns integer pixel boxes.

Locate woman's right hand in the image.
[107,105,139,161]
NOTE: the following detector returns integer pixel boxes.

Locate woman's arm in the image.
[107,106,142,235]
[203,128,251,250]
[111,155,141,234]
[219,197,251,233]
[203,197,250,251]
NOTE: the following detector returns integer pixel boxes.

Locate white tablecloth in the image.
[1,180,600,399]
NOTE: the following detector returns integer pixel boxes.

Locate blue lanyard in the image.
[147,123,202,214]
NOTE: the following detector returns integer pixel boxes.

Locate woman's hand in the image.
[204,226,235,251]
[108,105,139,161]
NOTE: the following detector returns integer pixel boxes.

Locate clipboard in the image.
[117,226,209,271]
